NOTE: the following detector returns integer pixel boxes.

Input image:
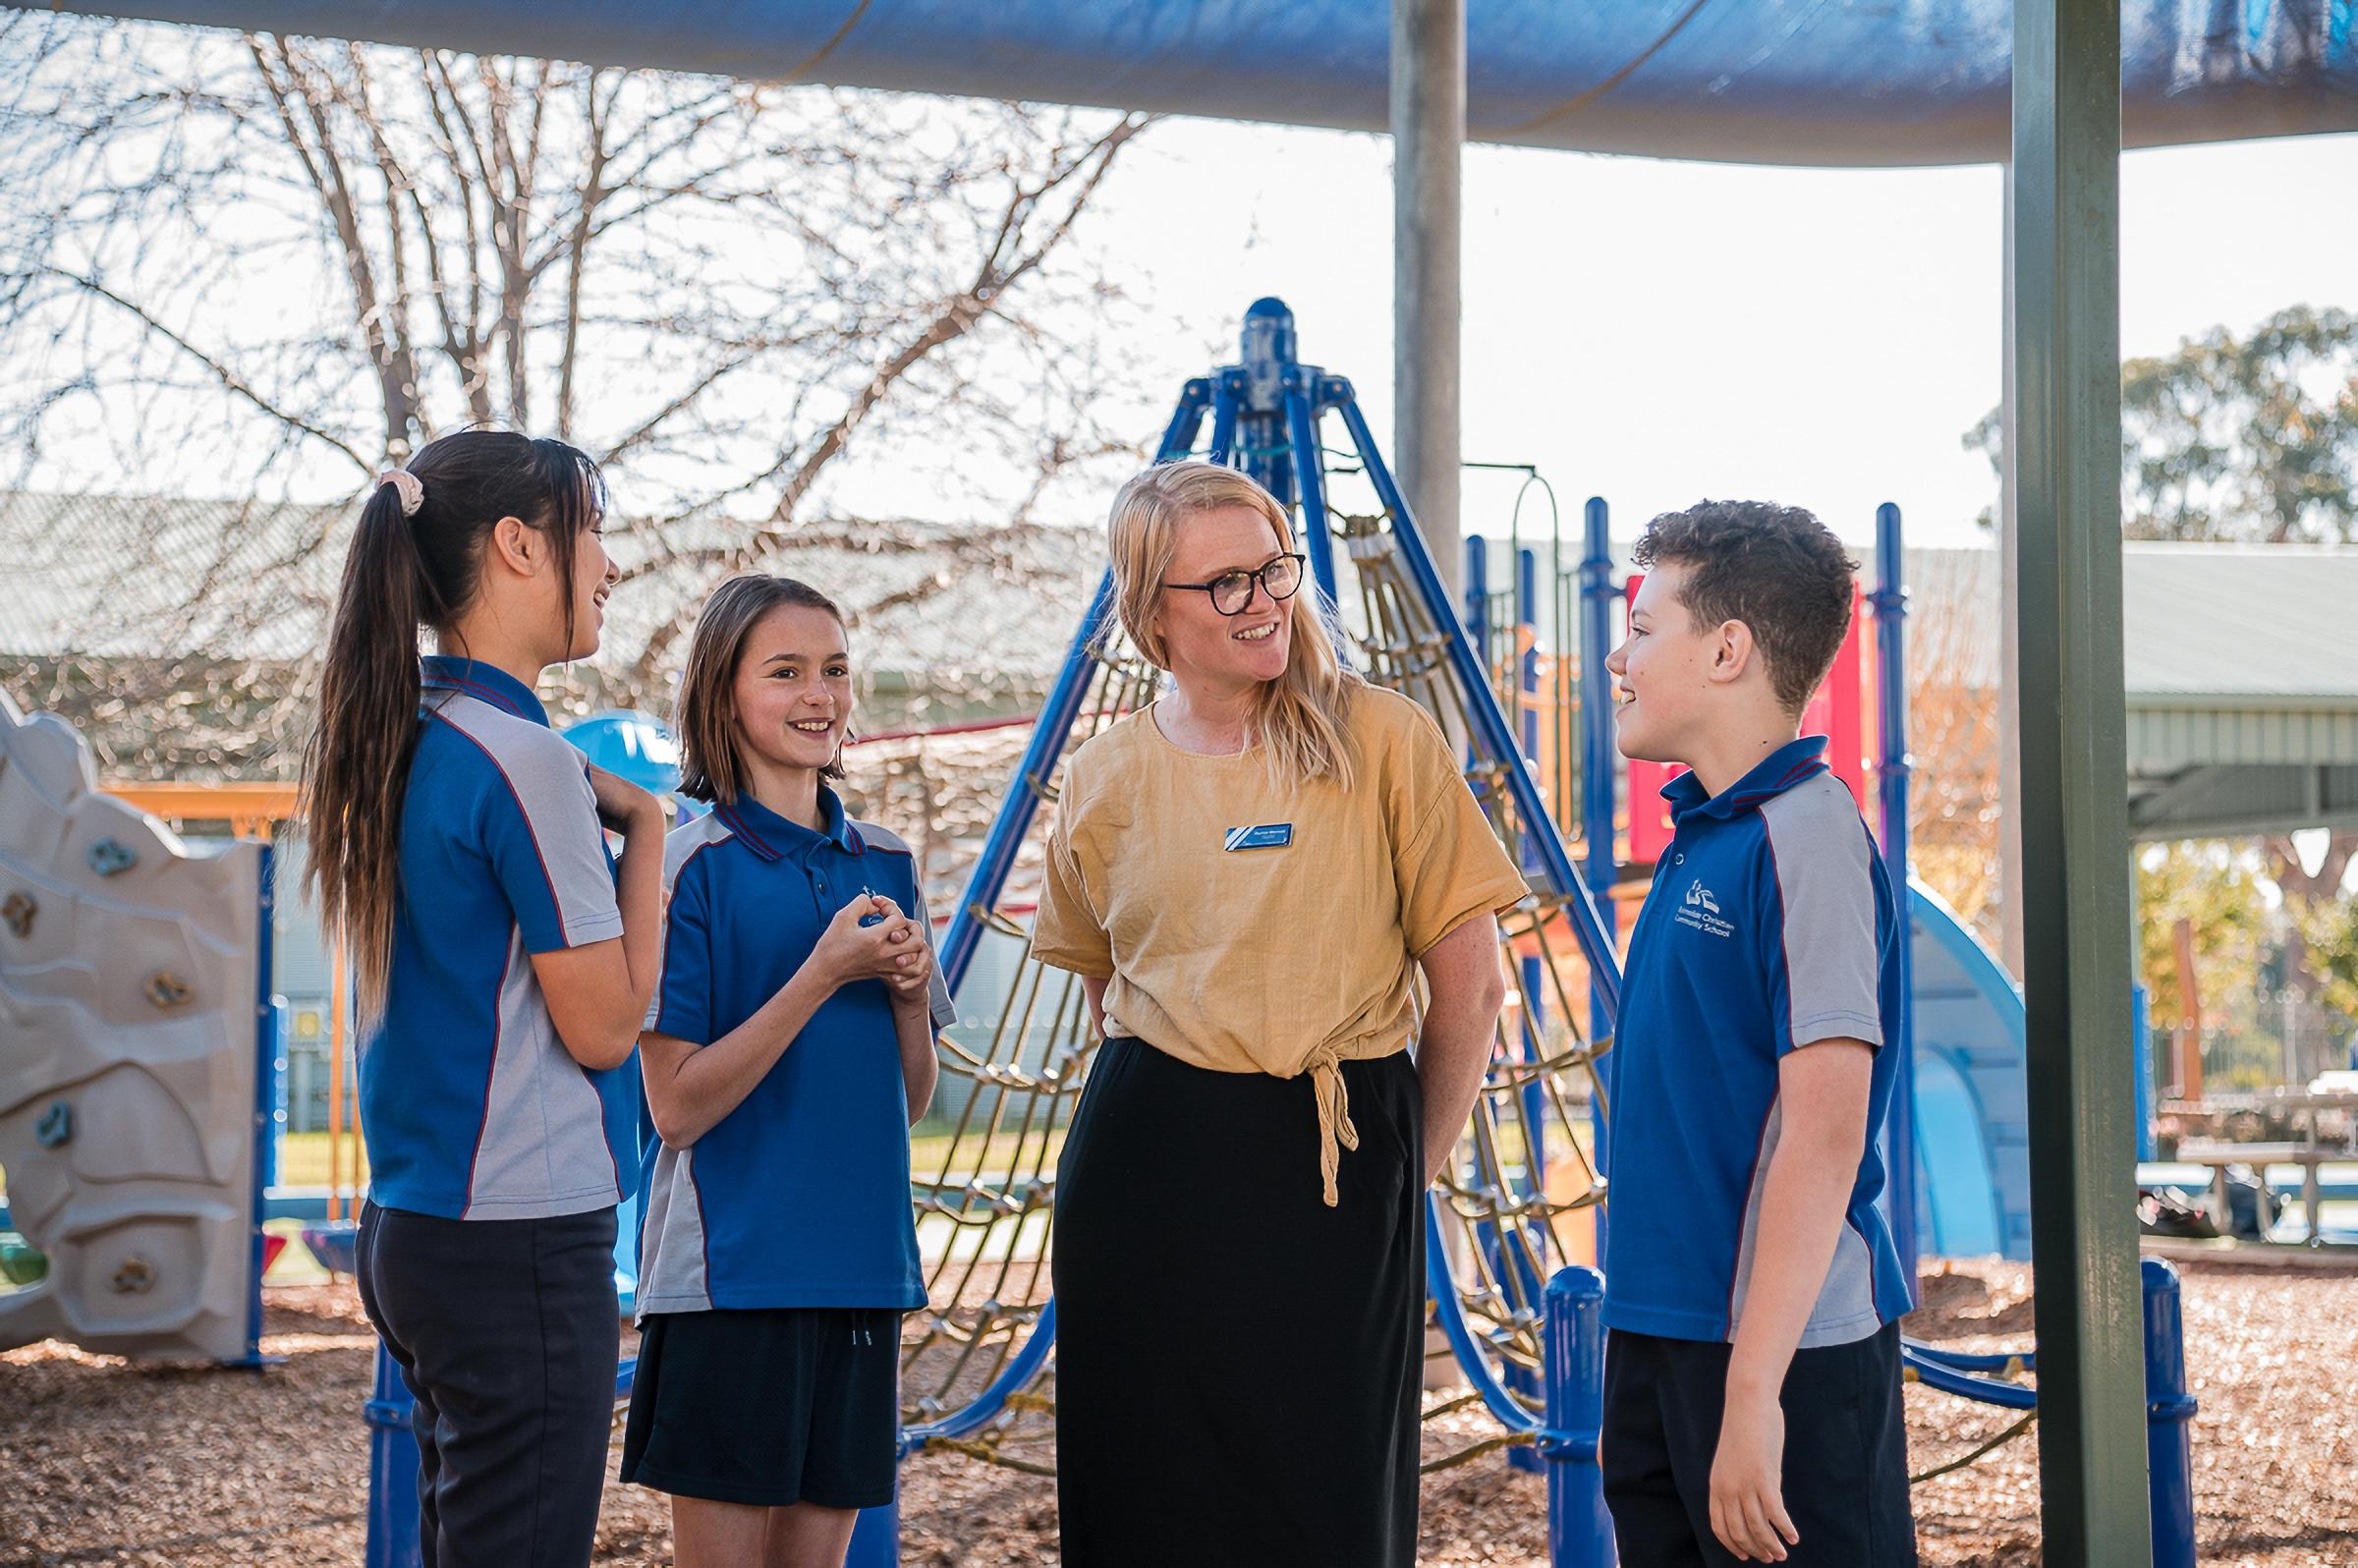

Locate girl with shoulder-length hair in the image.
[299,429,666,1568]
[620,574,954,1568]
[1033,459,1530,1567]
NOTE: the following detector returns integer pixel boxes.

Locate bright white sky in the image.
[1044,119,2358,552]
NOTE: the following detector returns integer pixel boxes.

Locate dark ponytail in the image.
[299,429,607,1016]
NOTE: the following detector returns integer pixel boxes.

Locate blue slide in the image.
[1909,880,2034,1261]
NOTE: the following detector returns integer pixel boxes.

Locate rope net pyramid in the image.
[898,395,1617,1477]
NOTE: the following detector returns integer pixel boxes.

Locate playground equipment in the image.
[0,297,2198,1566]
[326,297,2200,1567]
[0,686,276,1364]
[867,295,1631,1564]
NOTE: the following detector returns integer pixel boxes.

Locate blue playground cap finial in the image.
[1241,298,1296,369]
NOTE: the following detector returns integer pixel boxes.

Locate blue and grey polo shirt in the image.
[361,656,628,1221]
[1603,734,1914,1347]
[634,788,955,1319]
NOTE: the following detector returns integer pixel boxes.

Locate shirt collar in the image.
[421,656,551,728]
[1661,734,1830,825]
[711,785,867,864]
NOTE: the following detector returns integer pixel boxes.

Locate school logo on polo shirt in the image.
[1675,878,1733,938]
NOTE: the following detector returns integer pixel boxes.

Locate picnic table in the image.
[2167,1140,2339,1243]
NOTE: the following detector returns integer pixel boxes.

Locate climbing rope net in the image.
[893,445,1614,1476]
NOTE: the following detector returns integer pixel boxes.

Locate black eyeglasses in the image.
[1162,553,1307,616]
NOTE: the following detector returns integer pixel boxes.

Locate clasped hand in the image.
[814,894,932,1010]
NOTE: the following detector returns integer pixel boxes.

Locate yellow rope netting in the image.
[896,474,1616,1474]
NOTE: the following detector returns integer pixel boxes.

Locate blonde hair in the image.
[1107,460,1361,791]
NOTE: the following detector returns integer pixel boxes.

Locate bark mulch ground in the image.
[2,1258,2350,1566]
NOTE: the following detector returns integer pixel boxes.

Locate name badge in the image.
[1223,823,1294,852]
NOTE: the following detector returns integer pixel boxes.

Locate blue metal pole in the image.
[1236,297,1297,505]
[241,843,279,1368]
[1327,388,1621,1011]
[2131,984,2156,1162]
[1465,534,1490,786]
[1543,1266,1613,1568]
[1281,371,1340,605]
[845,1500,901,1568]
[1518,546,1543,870]
[1207,372,1240,465]
[1513,545,1548,1248]
[365,1344,421,1568]
[1577,498,1617,1255]
[1873,501,1922,1279]
[1503,945,1550,1478]
[1519,953,1549,1190]
[1156,378,1212,466]
[2141,1258,2198,1568]
[1499,549,1548,1482]
[1465,534,1489,691]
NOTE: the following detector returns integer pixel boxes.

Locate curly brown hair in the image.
[1631,500,1857,714]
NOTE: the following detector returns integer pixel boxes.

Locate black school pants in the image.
[358,1201,620,1568]
[1601,1319,1918,1568]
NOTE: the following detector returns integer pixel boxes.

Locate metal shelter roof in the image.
[1883,540,2358,837]
[19,0,2358,167]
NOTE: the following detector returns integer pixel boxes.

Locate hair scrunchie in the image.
[375,469,424,518]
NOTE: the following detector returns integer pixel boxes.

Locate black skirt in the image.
[620,1306,903,1510]
[1051,1036,1426,1568]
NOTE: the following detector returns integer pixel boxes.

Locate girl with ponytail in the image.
[1030,460,1529,1567]
[300,430,664,1567]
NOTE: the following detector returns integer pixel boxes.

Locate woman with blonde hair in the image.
[1033,459,1527,1566]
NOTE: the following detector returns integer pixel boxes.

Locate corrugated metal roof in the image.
[8,489,2351,767]
[0,489,1097,683]
[0,490,343,663]
[1855,539,2358,711]
[2113,542,2358,705]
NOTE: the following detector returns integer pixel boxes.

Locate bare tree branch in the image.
[2,17,1162,757]
[39,266,372,475]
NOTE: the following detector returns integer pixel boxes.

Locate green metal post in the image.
[2009,3,2152,1564]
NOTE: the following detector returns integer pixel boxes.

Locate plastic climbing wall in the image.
[0,687,266,1363]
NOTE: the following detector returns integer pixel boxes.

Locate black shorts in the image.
[620,1306,902,1510]
[1601,1320,1918,1568]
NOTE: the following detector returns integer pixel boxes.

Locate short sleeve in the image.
[1756,791,1884,1055]
[1030,809,1115,980]
[1391,709,1530,957]
[649,857,714,1046]
[478,746,623,955]
[911,878,959,1032]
